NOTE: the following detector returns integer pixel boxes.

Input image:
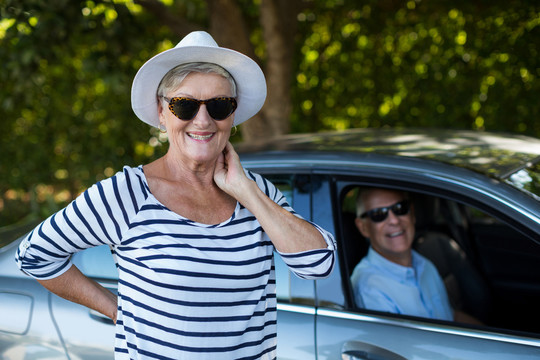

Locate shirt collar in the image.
[367,247,425,282]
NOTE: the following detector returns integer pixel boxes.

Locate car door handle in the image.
[341,341,407,360]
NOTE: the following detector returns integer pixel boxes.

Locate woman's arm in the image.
[38,265,118,323]
[214,142,328,253]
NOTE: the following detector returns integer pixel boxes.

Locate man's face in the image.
[355,189,416,266]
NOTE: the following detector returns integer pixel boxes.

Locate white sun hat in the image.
[131,31,267,127]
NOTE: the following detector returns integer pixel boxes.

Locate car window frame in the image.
[327,172,540,339]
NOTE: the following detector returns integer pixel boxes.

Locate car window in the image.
[338,184,540,335]
[265,176,294,302]
[72,245,118,281]
[462,203,540,333]
[264,174,318,305]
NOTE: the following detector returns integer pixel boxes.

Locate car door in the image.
[263,173,319,359]
[50,245,118,359]
[0,238,68,360]
[313,175,540,360]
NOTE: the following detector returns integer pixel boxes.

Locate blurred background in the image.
[0,0,538,232]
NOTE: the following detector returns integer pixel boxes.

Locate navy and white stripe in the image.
[16,166,335,359]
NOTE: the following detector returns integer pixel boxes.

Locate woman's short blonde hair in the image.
[156,62,237,99]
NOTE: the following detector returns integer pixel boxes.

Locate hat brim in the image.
[131,45,266,128]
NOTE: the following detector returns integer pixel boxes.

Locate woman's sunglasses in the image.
[162,96,237,121]
[360,200,411,223]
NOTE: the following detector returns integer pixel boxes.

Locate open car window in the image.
[340,185,540,335]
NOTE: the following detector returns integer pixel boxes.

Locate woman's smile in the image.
[187,132,215,141]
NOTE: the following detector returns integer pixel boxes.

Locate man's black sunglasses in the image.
[360,200,411,223]
[162,96,237,121]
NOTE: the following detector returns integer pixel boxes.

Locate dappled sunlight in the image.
[239,129,540,183]
[2,0,538,228]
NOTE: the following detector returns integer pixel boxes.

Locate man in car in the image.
[350,188,480,323]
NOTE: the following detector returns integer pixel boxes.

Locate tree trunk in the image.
[137,0,302,142]
[207,0,267,141]
[241,0,300,142]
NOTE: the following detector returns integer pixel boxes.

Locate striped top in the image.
[15,166,336,360]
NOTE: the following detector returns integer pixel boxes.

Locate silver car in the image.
[1,128,540,359]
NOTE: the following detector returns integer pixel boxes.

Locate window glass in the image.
[339,183,540,334]
[277,182,293,206]
[72,245,118,280]
[342,187,358,214]
[267,177,295,302]
[465,205,502,225]
[312,177,345,308]
[265,174,317,305]
[274,254,291,301]
[461,203,540,333]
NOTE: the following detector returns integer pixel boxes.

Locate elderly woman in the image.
[15,31,335,359]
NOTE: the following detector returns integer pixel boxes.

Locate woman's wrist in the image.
[232,178,261,209]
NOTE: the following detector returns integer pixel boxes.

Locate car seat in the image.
[413,194,492,323]
[339,210,369,308]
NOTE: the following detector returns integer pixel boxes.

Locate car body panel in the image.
[237,128,540,183]
[52,246,117,360]
[50,294,116,360]
[241,153,540,238]
[2,129,540,359]
[260,167,528,357]
[276,304,316,360]
[316,309,540,360]
[238,129,540,359]
[0,241,67,360]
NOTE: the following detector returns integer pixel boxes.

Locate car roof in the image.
[236,128,540,181]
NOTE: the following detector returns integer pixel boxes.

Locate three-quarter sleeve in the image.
[246,170,336,280]
[15,167,144,280]
[276,222,336,279]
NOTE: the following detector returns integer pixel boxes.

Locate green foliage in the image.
[0,0,173,223]
[292,0,539,135]
[0,0,538,225]
[1,0,171,224]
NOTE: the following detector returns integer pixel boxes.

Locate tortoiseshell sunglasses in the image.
[161,96,237,121]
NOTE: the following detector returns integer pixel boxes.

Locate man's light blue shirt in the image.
[350,247,453,321]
